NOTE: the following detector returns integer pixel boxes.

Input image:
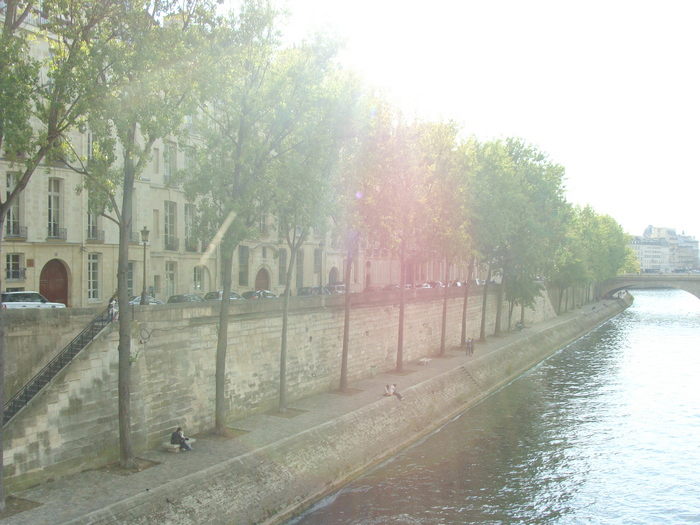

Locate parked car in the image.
[204,290,244,301]
[242,290,277,299]
[425,281,444,288]
[415,283,431,289]
[297,286,330,296]
[1,291,66,309]
[326,284,346,294]
[167,294,205,304]
[128,295,165,306]
[382,284,400,291]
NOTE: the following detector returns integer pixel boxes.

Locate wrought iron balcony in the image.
[129,230,141,243]
[5,268,26,280]
[5,225,28,240]
[87,228,105,242]
[47,226,67,240]
[165,237,179,251]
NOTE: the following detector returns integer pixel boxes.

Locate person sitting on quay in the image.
[392,384,404,401]
[384,384,393,396]
[171,426,193,451]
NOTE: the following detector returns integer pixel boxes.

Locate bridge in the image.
[601,274,700,300]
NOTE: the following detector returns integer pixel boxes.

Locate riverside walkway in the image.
[0,301,623,525]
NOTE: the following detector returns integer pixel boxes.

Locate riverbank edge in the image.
[69,297,631,525]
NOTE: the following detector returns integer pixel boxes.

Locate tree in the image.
[180,3,350,429]
[417,120,469,355]
[578,206,636,282]
[549,205,591,312]
[467,139,520,340]
[361,114,432,371]
[330,87,372,392]
[270,43,355,411]
[501,138,567,329]
[70,0,218,468]
[179,0,283,435]
[0,0,124,505]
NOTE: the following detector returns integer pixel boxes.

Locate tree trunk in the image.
[117,139,136,470]
[439,257,450,356]
[460,256,474,346]
[396,239,406,372]
[339,248,353,392]
[214,237,234,435]
[508,300,514,331]
[279,241,299,412]
[494,261,507,336]
[279,284,290,413]
[479,260,492,342]
[557,287,564,314]
[0,220,5,511]
[0,146,51,510]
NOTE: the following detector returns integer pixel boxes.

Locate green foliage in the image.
[0,0,126,221]
[419,120,471,263]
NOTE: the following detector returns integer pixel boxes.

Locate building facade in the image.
[1,10,467,307]
[630,226,699,273]
[3,131,471,307]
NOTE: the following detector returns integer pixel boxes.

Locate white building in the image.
[630,226,699,273]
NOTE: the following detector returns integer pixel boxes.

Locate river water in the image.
[290,290,700,524]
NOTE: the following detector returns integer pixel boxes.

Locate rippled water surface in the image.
[291,290,700,524]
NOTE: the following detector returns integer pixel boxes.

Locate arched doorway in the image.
[328,267,339,284]
[40,259,68,306]
[254,268,270,290]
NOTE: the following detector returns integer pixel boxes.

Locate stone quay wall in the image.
[66,296,631,525]
[2,307,102,402]
[3,286,556,491]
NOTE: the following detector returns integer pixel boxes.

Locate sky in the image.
[274,0,700,238]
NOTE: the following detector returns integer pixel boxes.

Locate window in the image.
[87,205,103,241]
[183,146,195,170]
[279,249,287,285]
[164,201,177,250]
[166,262,176,296]
[193,266,203,291]
[87,132,97,162]
[238,245,249,286]
[184,204,196,252]
[5,172,21,237]
[163,142,176,184]
[152,147,160,174]
[88,253,100,300]
[296,250,304,289]
[87,212,98,237]
[6,254,24,280]
[48,178,62,237]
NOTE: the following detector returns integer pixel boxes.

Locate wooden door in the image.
[40,259,68,306]
[254,269,269,291]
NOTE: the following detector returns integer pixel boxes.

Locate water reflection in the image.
[291,290,700,524]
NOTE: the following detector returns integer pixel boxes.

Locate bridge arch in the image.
[601,274,700,300]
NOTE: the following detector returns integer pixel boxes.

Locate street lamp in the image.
[140,226,150,305]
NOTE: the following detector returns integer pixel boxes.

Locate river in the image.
[289,289,700,524]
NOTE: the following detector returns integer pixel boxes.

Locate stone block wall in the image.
[3,286,557,491]
[72,297,630,525]
[2,307,101,401]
